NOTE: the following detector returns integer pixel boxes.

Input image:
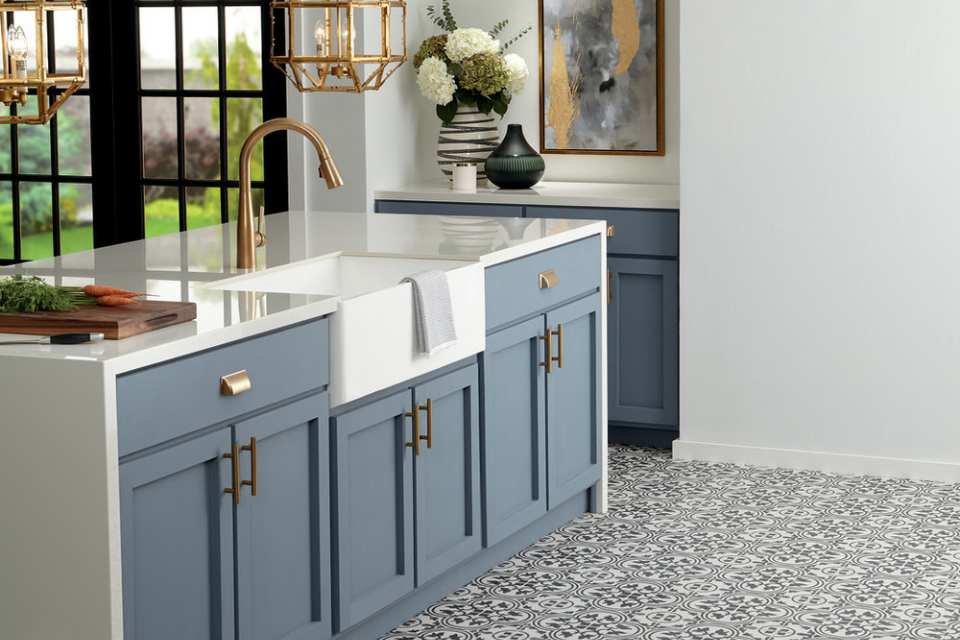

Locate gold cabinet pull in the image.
[538,270,559,290]
[241,437,257,497]
[539,327,553,373]
[553,323,564,369]
[220,370,252,397]
[405,407,421,456]
[223,443,241,505]
[608,270,614,305]
[418,399,433,449]
[607,224,616,238]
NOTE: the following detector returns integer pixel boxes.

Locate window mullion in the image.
[218,3,229,225]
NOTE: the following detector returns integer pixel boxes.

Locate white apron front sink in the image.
[208,253,486,406]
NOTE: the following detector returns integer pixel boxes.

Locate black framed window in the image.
[1,11,92,264]
[0,1,287,265]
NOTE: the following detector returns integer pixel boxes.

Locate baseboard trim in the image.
[673,439,960,483]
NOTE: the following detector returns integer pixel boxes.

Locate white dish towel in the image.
[401,270,458,355]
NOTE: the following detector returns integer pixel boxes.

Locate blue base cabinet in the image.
[376,198,680,447]
[331,364,481,635]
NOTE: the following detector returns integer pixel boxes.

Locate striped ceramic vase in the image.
[436,106,500,182]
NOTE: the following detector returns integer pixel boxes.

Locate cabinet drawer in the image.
[118,319,329,456]
[375,199,524,218]
[526,205,679,257]
[485,236,601,331]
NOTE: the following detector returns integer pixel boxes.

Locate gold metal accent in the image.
[539,327,553,374]
[538,269,559,290]
[220,370,252,396]
[608,270,614,305]
[270,1,407,93]
[553,323,564,369]
[405,407,421,456]
[607,224,616,238]
[223,443,241,505]
[237,118,343,269]
[418,399,433,449]
[241,437,257,497]
[255,206,267,247]
[0,0,87,125]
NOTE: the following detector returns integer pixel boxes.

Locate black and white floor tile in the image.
[383,446,960,639]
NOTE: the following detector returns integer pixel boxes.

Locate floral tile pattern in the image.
[382,446,960,640]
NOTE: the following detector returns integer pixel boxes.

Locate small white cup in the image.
[452,163,478,193]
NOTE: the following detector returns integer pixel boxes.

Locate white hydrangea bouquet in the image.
[414,1,531,124]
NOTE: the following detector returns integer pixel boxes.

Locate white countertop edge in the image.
[374,182,680,210]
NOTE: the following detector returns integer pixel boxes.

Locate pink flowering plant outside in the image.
[415,0,531,124]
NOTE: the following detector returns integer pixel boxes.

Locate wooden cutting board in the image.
[0,301,197,340]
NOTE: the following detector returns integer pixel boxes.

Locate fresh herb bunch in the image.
[0,276,91,313]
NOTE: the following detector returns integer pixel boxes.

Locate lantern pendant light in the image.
[270,1,407,93]
[0,0,87,125]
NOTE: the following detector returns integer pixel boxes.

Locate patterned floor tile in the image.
[381,446,960,639]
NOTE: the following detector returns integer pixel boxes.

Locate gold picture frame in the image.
[538,0,664,156]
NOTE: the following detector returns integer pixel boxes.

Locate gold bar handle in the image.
[608,270,614,305]
[539,327,553,374]
[553,323,564,369]
[220,370,252,397]
[405,408,421,456]
[241,437,257,497]
[538,270,559,290]
[223,443,241,505]
[418,399,433,449]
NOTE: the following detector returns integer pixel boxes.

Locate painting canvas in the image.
[539,0,664,155]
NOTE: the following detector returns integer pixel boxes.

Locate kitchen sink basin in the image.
[207,253,486,406]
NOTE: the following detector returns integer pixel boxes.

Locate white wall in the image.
[678,1,960,479]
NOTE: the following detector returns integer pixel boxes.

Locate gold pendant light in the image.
[270,1,407,93]
[0,0,86,125]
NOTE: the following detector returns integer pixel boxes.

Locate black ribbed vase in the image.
[485,124,546,189]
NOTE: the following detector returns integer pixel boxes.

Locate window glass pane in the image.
[19,181,53,261]
[57,94,91,176]
[0,182,12,259]
[60,182,93,255]
[140,7,176,90]
[144,185,181,238]
[0,122,9,174]
[18,96,51,175]
[227,187,264,223]
[186,186,221,230]
[184,97,220,180]
[226,7,262,90]
[142,97,179,179]
[53,8,86,78]
[183,7,220,90]
[227,97,262,181]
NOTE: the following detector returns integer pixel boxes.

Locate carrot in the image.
[83,284,145,299]
[97,295,139,307]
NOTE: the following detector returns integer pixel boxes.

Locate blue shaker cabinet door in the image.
[481,317,548,547]
[234,393,331,640]
[413,364,482,585]
[332,390,415,632]
[119,428,236,640]
[546,294,603,509]
[608,257,679,427]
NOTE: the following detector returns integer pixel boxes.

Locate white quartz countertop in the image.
[375,181,680,210]
[0,210,603,373]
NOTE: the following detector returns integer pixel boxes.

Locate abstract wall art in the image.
[539,0,664,156]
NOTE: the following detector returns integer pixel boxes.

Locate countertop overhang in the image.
[0,210,605,374]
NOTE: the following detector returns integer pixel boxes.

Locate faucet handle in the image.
[255,206,266,247]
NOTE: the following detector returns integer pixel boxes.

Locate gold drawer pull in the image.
[608,270,614,305]
[223,444,241,505]
[220,370,252,396]
[418,399,433,449]
[241,437,257,497]
[405,407,421,456]
[538,270,559,290]
[553,323,564,369]
[539,327,553,373]
[607,224,616,238]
